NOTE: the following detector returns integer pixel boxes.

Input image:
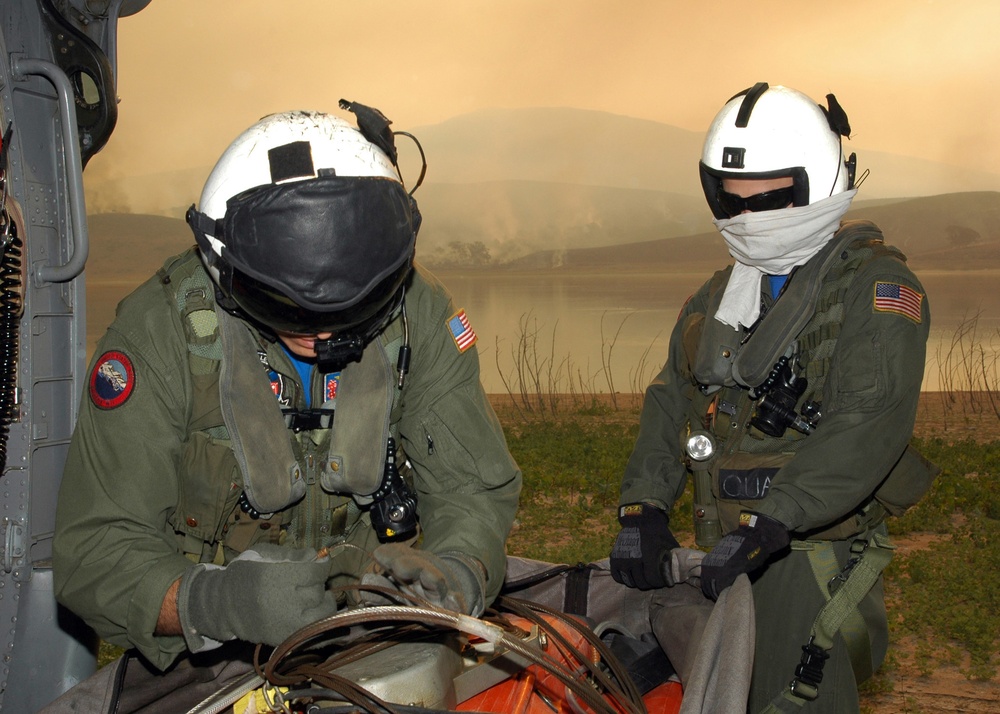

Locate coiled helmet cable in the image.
[0,122,23,475]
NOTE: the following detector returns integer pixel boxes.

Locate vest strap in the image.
[693,221,886,390]
[761,531,895,711]
[322,333,396,497]
[217,304,306,514]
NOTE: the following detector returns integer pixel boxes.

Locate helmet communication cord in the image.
[396,295,411,389]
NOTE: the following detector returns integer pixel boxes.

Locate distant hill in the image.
[416,180,708,264]
[85,191,1000,285]
[84,106,1000,218]
[497,191,1000,272]
[843,192,1000,269]
[409,107,704,195]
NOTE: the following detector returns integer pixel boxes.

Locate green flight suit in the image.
[620,221,930,712]
[53,249,522,671]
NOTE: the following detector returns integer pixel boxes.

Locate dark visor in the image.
[229,261,409,335]
[188,175,415,333]
[716,186,795,217]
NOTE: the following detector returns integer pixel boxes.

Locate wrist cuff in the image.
[176,565,227,653]
[440,552,487,617]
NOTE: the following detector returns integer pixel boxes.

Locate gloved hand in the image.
[360,543,486,616]
[177,543,338,651]
[609,503,681,590]
[700,511,790,600]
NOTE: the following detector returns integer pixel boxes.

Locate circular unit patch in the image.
[89,351,136,409]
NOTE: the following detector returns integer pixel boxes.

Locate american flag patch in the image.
[447,309,478,353]
[874,281,923,323]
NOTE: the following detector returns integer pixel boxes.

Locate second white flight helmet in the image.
[699,82,856,219]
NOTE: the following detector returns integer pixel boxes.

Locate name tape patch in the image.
[719,467,776,501]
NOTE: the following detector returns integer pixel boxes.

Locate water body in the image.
[436,269,1000,394]
[85,270,999,394]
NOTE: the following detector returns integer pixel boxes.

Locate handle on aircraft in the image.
[12,57,89,283]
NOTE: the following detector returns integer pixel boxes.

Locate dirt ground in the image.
[912,391,1000,442]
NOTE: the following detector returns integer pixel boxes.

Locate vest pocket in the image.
[170,431,240,555]
[711,450,883,540]
[415,384,518,491]
[831,331,886,412]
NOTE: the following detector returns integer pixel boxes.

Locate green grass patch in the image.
[889,437,1000,533]
[506,421,1000,684]
[503,416,638,564]
[884,437,1000,681]
[888,518,1000,680]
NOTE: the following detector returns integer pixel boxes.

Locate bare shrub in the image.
[494,310,661,419]
[934,311,1000,430]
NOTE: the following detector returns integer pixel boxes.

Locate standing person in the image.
[609,83,934,712]
[53,103,521,676]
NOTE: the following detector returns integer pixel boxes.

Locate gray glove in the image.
[661,547,706,588]
[361,543,486,616]
[177,543,338,651]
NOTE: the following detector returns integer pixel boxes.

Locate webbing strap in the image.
[760,532,895,712]
[804,541,872,683]
[564,566,593,617]
[812,533,893,647]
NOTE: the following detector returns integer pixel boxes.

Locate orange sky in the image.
[95,0,1000,187]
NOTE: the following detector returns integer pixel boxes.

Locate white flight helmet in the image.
[187,105,420,339]
[699,83,856,220]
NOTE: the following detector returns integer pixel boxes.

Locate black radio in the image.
[370,436,418,542]
[750,355,821,437]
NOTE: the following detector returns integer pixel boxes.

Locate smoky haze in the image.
[85,0,1000,219]
[85,106,1000,266]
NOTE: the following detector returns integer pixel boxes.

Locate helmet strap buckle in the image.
[315,334,366,373]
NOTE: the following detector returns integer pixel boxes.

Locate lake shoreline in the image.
[487,391,1000,442]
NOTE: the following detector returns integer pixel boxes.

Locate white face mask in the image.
[711,189,857,328]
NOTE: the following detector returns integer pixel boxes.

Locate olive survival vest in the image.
[157,249,406,561]
[681,221,936,544]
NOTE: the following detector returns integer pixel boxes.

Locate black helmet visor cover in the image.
[191,175,415,334]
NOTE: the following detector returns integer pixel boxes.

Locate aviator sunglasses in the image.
[717,185,795,217]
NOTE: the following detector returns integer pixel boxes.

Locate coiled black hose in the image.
[0,219,22,474]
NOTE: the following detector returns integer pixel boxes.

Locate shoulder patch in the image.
[89,351,136,409]
[447,308,478,353]
[873,281,923,323]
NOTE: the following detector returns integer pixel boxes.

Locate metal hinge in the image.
[1,518,26,573]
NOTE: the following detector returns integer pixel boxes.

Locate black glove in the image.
[700,511,790,600]
[177,543,338,651]
[609,503,681,590]
[361,543,487,616]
